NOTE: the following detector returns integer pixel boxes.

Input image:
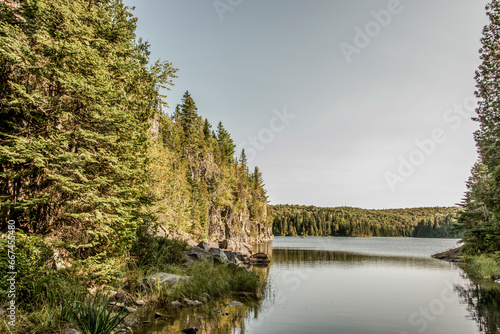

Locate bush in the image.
[60,291,128,334]
[130,232,188,271]
[464,254,500,280]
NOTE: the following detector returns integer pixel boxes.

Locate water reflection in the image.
[456,280,500,334]
[271,248,456,270]
[135,240,500,334]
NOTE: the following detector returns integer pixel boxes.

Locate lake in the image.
[137,237,500,333]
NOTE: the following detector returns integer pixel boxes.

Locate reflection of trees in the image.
[136,296,266,334]
[271,248,454,269]
[455,281,500,334]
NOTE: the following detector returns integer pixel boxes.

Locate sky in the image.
[125,0,490,209]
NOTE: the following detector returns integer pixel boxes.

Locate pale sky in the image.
[125,0,490,209]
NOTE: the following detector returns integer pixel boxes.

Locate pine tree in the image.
[180,91,202,143]
[457,0,500,254]
[216,121,235,162]
[0,0,177,257]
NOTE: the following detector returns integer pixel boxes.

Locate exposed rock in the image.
[109,291,129,304]
[154,312,165,319]
[432,247,463,263]
[227,301,244,307]
[135,299,145,306]
[249,252,270,266]
[145,273,191,289]
[197,241,210,251]
[170,301,182,308]
[109,302,125,308]
[184,298,203,307]
[125,306,137,313]
[208,247,229,263]
[183,247,214,263]
[223,250,244,262]
[155,228,197,247]
[61,329,81,334]
[219,239,253,256]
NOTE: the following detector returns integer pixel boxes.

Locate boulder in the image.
[183,247,214,263]
[184,298,203,307]
[109,290,129,304]
[170,301,182,308]
[61,329,81,334]
[146,273,191,289]
[249,252,270,266]
[208,248,229,263]
[223,251,242,262]
[219,239,253,256]
[197,241,210,251]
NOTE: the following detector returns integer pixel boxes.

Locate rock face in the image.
[208,206,274,253]
[157,210,273,255]
[182,245,269,268]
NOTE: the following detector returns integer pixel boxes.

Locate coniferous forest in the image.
[271,205,461,238]
[1,0,500,332]
[0,0,268,273]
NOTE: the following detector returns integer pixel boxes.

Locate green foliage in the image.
[0,232,65,308]
[457,1,500,256]
[463,254,500,280]
[151,92,269,236]
[0,0,177,261]
[131,231,188,271]
[60,291,128,334]
[162,261,260,304]
[272,205,461,238]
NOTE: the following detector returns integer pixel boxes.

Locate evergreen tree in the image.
[457,0,500,254]
[216,121,235,162]
[0,0,177,257]
[180,91,201,142]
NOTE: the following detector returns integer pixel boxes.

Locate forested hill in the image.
[271,205,462,238]
[0,0,270,276]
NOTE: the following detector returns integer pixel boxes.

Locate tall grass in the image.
[60,291,128,334]
[159,261,261,304]
[464,254,500,280]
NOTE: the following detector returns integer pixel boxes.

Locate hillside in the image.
[271,205,461,238]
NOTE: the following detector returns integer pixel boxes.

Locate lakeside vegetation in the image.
[454,0,500,281]
[0,0,268,332]
[271,205,461,238]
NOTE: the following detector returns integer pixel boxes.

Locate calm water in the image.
[136,237,500,334]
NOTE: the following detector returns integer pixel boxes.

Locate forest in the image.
[271,205,461,238]
[0,0,268,295]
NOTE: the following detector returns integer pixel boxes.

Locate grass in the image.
[463,253,500,280]
[60,291,128,334]
[0,232,264,332]
[160,261,261,304]
[127,233,263,307]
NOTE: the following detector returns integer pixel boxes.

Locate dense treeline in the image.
[456,0,500,258]
[272,205,461,238]
[150,90,269,238]
[0,0,268,278]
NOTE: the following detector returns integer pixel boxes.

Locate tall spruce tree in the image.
[216,121,235,162]
[457,0,500,254]
[0,0,176,257]
[179,91,202,144]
